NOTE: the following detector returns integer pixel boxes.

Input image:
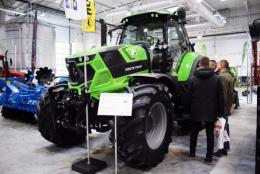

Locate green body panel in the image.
[177,52,199,82]
[70,45,113,58]
[118,45,148,63]
[67,45,149,99]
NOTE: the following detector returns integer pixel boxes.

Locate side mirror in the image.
[191,43,195,52]
[176,6,186,24]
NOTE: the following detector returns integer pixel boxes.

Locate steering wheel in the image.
[146,35,155,46]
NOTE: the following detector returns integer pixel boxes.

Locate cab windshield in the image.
[120,19,164,48]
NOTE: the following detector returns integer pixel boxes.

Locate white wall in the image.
[37,12,102,76]
[0,22,56,71]
[190,33,257,76]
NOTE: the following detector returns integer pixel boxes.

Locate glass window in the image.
[167,20,185,71]
[168,20,182,58]
[121,20,164,48]
[178,25,189,48]
[168,26,180,46]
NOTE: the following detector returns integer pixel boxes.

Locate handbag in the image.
[214,117,226,149]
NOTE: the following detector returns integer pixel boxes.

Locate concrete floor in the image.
[0,103,256,174]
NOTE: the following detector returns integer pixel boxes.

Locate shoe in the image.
[204,157,212,163]
[213,149,227,157]
[190,152,195,158]
[222,150,228,156]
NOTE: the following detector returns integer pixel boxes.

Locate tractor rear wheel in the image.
[113,83,173,168]
[37,93,85,146]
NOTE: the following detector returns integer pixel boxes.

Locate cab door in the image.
[166,19,190,74]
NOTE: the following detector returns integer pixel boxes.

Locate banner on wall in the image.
[198,42,207,56]
[242,41,248,65]
[64,0,87,20]
[82,0,96,32]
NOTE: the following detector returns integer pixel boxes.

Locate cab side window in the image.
[167,20,183,69]
[177,25,189,51]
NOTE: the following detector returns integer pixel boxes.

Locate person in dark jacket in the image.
[187,56,224,163]
[214,59,234,157]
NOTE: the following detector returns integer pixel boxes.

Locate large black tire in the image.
[1,107,37,124]
[113,83,173,168]
[37,93,85,146]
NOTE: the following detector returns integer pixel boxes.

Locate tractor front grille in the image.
[66,57,95,86]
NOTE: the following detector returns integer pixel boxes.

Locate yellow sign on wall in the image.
[82,0,96,32]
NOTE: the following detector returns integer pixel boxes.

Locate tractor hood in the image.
[69,45,124,59]
[65,44,149,93]
[66,44,148,65]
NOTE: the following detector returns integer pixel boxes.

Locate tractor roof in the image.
[121,10,176,23]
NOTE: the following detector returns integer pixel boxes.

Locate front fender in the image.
[128,73,177,98]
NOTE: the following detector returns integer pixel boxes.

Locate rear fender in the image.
[177,52,202,82]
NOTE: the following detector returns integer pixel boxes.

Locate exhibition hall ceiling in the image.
[0,0,260,36]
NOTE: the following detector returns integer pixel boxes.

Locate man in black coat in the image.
[186,56,224,162]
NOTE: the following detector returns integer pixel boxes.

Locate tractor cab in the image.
[119,8,193,74]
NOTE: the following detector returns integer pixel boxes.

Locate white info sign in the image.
[98,93,133,116]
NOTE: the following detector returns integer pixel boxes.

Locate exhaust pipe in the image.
[100,19,107,46]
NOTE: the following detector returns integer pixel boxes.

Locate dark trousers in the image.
[190,121,215,158]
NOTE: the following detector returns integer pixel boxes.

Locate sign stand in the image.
[71,32,107,174]
[98,93,133,174]
[114,115,117,174]
[114,116,118,174]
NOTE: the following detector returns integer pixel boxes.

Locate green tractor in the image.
[37,8,202,167]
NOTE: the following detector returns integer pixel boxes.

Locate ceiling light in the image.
[167,7,178,13]
[186,22,209,29]
[40,11,45,17]
[133,1,172,11]
[223,19,227,24]
[0,8,26,15]
[107,10,128,17]
[126,11,131,16]
[220,0,227,1]
[55,0,61,3]
[108,1,179,18]
[197,0,203,3]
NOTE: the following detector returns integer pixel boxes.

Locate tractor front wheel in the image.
[37,93,85,146]
[113,83,173,168]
